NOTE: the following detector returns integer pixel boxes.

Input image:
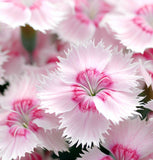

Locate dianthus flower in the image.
[0,0,68,31]
[106,0,153,52]
[0,73,67,160]
[103,117,153,160]
[55,0,113,43]
[38,41,141,145]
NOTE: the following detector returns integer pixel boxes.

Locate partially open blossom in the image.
[103,117,153,160]
[77,147,113,160]
[0,0,68,31]
[55,0,113,43]
[38,41,141,145]
[106,0,153,52]
[0,73,67,160]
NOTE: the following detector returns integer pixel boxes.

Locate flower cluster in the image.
[0,0,152,160]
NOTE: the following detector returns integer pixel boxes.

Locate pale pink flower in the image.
[0,0,68,31]
[38,41,141,145]
[106,0,153,52]
[0,73,67,160]
[77,147,113,160]
[55,0,113,43]
[103,117,153,160]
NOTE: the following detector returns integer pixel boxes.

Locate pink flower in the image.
[103,117,153,160]
[38,41,141,145]
[0,0,68,31]
[106,0,153,52]
[55,0,113,43]
[77,147,113,160]
[0,73,67,160]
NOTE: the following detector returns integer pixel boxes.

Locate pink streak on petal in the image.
[9,127,28,137]
[132,17,153,34]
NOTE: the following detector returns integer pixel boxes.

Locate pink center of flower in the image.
[74,0,112,27]
[111,144,139,160]
[133,5,153,34]
[72,68,113,112]
[6,99,43,137]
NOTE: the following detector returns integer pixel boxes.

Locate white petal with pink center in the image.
[38,41,141,122]
[0,0,68,31]
[55,0,113,43]
[38,41,141,145]
[77,147,113,160]
[0,73,67,159]
[106,1,153,52]
[103,117,153,160]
